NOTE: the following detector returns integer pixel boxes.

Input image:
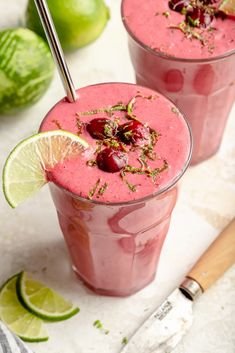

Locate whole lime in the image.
[25,0,110,52]
[0,28,54,115]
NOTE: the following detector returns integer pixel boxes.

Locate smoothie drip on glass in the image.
[122,0,235,164]
[40,83,191,296]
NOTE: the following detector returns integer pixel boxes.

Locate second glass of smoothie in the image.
[40,82,192,296]
[121,0,235,165]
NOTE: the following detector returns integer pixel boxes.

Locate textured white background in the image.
[0,1,234,352]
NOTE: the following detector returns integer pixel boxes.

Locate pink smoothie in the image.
[122,0,235,164]
[41,83,190,202]
[40,83,192,296]
[122,0,235,59]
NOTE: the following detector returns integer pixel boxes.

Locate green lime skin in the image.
[16,272,80,322]
[25,0,110,52]
[0,28,54,115]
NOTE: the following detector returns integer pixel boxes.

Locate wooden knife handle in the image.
[187,218,235,292]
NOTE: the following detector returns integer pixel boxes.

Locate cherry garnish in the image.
[86,118,118,140]
[118,120,150,146]
[186,7,213,27]
[96,148,128,173]
[169,0,191,13]
[201,0,218,4]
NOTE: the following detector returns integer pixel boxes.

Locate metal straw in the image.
[34,0,77,102]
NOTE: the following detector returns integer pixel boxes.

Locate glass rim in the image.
[45,82,193,207]
[121,1,235,64]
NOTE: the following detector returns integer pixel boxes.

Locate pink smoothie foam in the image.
[40,83,191,203]
[40,83,191,296]
[122,0,235,165]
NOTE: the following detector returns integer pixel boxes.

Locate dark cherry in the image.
[118,120,150,146]
[201,0,218,4]
[186,7,214,28]
[96,148,128,173]
[86,118,117,140]
[215,10,227,20]
[169,0,191,13]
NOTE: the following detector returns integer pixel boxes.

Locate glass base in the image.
[72,265,156,297]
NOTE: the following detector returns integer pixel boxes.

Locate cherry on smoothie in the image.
[186,7,214,27]
[96,148,128,173]
[201,0,219,4]
[118,120,150,146]
[86,118,118,140]
[169,0,191,12]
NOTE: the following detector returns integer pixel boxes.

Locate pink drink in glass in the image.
[121,0,235,165]
[40,83,192,296]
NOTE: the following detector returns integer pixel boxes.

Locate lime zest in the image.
[122,337,128,345]
[93,319,109,334]
[93,319,103,329]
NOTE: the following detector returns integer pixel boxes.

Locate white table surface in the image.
[0,1,234,352]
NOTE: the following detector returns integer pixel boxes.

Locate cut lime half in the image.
[0,274,48,342]
[2,130,89,208]
[17,272,80,321]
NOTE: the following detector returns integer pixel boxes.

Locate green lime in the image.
[219,0,235,16]
[0,275,48,342]
[17,272,79,321]
[0,28,54,115]
[2,130,89,208]
[25,0,110,52]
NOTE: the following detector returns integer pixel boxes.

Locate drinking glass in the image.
[121,2,235,165]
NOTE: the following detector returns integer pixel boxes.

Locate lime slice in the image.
[219,0,235,15]
[17,272,79,321]
[0,274,48,342]
[2,130,89,208]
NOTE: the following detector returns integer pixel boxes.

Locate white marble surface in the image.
[0,1,234,352]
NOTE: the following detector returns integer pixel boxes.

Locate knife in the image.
[120,218,235,353]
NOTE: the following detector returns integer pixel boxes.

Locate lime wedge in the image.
[0,275,48,342]
[17,272,80,321]
[219,0,235,16]
[2,130,89,208]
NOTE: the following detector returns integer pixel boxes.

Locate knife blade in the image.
[120,218,235,353]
